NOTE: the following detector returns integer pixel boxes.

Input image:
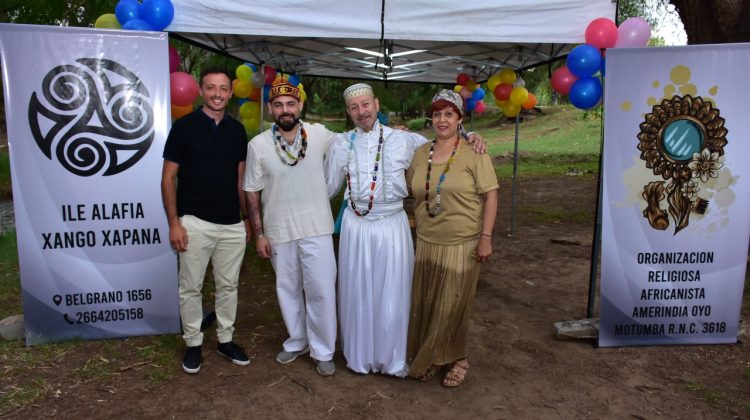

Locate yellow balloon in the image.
[465,80,477,92]
[510,87,529,106]
[499,68,517,85]
[239,101,260,119]
[453,85,463,93]
[234,80,252,98]
[503,102,522,117]
[495,98,508,108]
[235,65,253,81]
[94,14,121,29]
[300,90,307,102]
[171,103,193,120]
[487,73,502,91]
[243,117,260,131]
[297,83,304,91]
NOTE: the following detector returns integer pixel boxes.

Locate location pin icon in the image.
[53,295,62,306]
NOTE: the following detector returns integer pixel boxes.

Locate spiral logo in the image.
[27,58,154,176]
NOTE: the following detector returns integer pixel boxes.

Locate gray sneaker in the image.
[275,346,309,364]
[316,360,336,376]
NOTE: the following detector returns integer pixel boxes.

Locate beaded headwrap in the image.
[343,83,374,103]
[269,81,301,102]
[431,89,464,117]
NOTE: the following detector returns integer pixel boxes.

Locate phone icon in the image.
[63,314,74,325]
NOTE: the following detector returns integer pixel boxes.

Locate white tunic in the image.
[326,121,427,376]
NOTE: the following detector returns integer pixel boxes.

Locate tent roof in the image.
[169,0,616,83]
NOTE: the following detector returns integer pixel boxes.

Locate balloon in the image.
[249,87,261,101]
[585,17,618,49]
[550,66,578,95]
[170,72,199,106]
[487,73,503,91]
[234,80,252,98]
[300,90,307,102]
[471,87,485,101]
[250,72,264,88]
[465,80,477,92]
[168,45,180,73]
[262,85,270,102]
[493,83,512,101]
[474,101,486,114]
[140,0,175,31]
[510,87,529,106]
[240,101,260,119]
[238,98,249,105]
[456,73,470,86]
[615,17,652,48]
[569,77,603,110]
[502,102,522,118]
[243,117,260,131]
[453,85,463,93]
[263,67,277,85]
[94,14,121,29]
[567,44,601,78]
[465,98,476,112]
[513,77,525,88]
[458,87,472,100]
[122,19,154,31]
[522,93,537,110]
[499,68,516,84]
[288,74,300,86]
[235,64,253,81]
[245,63,258,72]
[115,0,140,25]
[495,98,508,108]
[171,103,193,120]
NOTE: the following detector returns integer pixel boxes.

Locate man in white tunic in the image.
[244,81,338,376]
[326,83,484,376]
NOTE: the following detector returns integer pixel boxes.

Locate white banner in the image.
[599,44,750,347]
[0,24,179,345]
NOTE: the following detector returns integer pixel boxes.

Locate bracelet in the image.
[480,234,492,238]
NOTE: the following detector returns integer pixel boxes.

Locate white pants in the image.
[270,234,337,361]
[179,215,246,347]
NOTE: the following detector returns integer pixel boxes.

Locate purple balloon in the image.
[615,17,652,48]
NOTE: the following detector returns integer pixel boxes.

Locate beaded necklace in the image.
[345,125,384,216]
[425,135,460,217]
[272,123,307,166]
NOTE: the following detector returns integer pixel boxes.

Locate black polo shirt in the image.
[163,107,247,225]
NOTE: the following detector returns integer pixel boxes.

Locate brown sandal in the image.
[441,360,468,387]
[416,364,441,382]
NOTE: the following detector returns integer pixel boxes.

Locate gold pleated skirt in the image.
[407,238,481,378]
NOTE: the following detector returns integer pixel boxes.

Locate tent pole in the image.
[586,67,606,319]
[509,113,520,237]
[259,63,265,132]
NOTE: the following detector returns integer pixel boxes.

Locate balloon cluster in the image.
[486,68,537,118]
[94,0,175,31]
[233,63,307,132]
[169,50,198,120]
[551,16,651,110]
[453,72,488,114]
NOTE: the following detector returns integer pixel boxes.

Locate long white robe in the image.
[326,121,427,376]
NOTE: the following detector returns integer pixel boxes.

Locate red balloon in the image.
[585,17,618,50]
[456,73,470,86]
[168,45,180,73]
[474,101,486,114]
[550,66,578,96]
[263,67,277,86]
[170,72,199,106]
[493,83,512,101]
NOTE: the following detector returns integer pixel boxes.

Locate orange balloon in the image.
[171,103,193,119]
[248,87,261,101]
[522,93,538,110]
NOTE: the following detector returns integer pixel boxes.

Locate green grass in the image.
[0,230,20,319]
[0,147,10,199]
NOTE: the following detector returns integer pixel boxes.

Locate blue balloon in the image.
[140,0,175,31]
[288,74,300,87]
[569,77,602,110]
[122,18,154,31]
[115,0,141,25]
[465,98,476,112]
[238,98,249,105]
[262,85,270,102]
[471,87,485,101]
[566,44,602,78]
[245,62,258,72]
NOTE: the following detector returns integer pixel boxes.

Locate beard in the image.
[275,113,300,131]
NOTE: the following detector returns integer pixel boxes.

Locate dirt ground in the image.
[2,173,749,419]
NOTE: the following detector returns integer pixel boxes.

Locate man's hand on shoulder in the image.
[466,132,487,154]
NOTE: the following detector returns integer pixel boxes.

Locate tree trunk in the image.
[671,0,750,44]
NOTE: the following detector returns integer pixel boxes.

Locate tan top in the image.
[407,139,498,245]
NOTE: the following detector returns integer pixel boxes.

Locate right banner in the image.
[599,43,750,347]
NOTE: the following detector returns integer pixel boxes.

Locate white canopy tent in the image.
[168,0,616,83]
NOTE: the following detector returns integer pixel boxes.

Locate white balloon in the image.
[513,77,526,88]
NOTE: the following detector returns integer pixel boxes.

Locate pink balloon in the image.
[459,87,472,99]
[168,45,180,73]
[615,17,652,48]
[585,17,618,50]
[170,72,199,106]
[550,66,578,96]
[474,101,486,114]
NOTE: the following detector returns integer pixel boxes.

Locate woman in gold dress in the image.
[406,89,498,387]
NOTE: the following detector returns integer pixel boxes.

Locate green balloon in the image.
[95,14,122,29]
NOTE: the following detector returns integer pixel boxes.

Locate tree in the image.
[1,0,117,26]
[669,0,750,44]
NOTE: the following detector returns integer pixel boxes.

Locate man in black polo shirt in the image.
[161,67,250,374]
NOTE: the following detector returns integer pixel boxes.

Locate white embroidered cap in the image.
[343,83,374,103]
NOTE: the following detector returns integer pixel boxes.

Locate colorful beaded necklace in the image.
[425,135,460,217]
[346,125,384,216]
[272,123,307,166]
